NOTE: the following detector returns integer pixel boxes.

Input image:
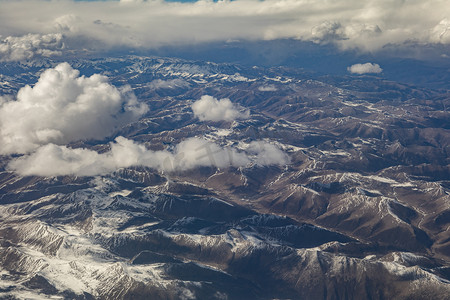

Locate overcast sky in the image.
[1,0,449,61]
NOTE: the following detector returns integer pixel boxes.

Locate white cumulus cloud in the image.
[8,137,289,177]
[191,95,249,122]
[0,33,64,61]
[0,63,148,154]
[347,63,383,74]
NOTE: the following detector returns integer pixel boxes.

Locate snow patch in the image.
[109,190,132,197]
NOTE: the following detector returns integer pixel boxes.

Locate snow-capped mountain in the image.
[0,55,449,299]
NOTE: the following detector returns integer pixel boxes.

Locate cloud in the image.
[8,137,289,177]
[147,79,189,90]
[312,22,347,42]
[246,141,290,166]
[0,63,148,154]
[172,138,251,171]
[0,1,449,53]
[347,63,383,74]
[0,62,285,177]
[53,14,80,33]
[191,95,249,122]
[430,18,450,44]
[258,84,278,92]
[312,21,382,49]
[8,143,110,177]
[0,33,64,61]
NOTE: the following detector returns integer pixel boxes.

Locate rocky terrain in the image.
[0,56,449,299]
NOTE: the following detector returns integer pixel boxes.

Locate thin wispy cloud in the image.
[8,137,289,176]
[258,85,278,92]
[147,79,189,90]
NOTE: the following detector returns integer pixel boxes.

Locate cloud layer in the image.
[191,95,249,122]
[8,137,289,177]
[0,0,449,56]
[0,63,148,154]
[0,62,287,177]
[347,63,383,74]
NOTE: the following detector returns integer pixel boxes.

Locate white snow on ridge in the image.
[109,189,132,197]
[381,260,450,284]
[366,175,398,184]
[392,182,415,188]
[319,150,351,157]
[309,172,404,187]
